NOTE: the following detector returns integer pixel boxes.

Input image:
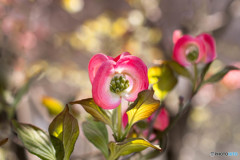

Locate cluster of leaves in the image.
[141,60,240,158]
[71,90,162,160]
[149,60,240,100]
[12,106,79,160]
[10,60,239,160]
[10,90,162,160]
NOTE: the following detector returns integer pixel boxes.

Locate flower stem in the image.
[193,63,198,92]
[117,103,122,141]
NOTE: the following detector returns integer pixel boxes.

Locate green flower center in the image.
[186,45,199,62]
[110,75,130,94]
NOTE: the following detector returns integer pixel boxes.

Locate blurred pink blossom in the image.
[172,30,216,66]
[222,63,240,90]
[17,31,37,51]
[149,108,169,131]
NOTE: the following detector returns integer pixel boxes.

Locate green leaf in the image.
[12,121,56,160]
[49,136,64,160]
[82,119,109,158]
[127,90,160,126]
[70,98,112,126]
[167,61,192,79]
[108,138,161,160]
[148,64,178,100]
[0,138,8,146]
[204,65,240,84]
[200,62,213,82]
[48,105,79,160]
[139,150,161,160]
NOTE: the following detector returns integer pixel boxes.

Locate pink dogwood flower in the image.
[172,30,217,66]
[88,52,149,109]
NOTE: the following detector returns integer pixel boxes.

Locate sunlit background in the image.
[0,0,240,159]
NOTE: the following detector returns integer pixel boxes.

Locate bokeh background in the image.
[0,0,240,159]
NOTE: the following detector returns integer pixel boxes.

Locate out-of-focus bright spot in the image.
[71,16,111,52]
[199,136,216,152]
[135,27,161,44]
[221,62,240,90]
[17,31,37,51]
[10,69,25,88]
[125,38,141,54]
[3,91,14,104]
[61,0,84,13]
[126,0,141,7]
[190,106,210,124]
[42,96,64,115]
[69,33,82,50]
[27,61,48,78]
[146,8,161,22]
[53,34,71,47]
[95,15,112,34]
[179,146,196,160]
[65,70,83,86]
[112,18,128,38]
[128,10,144,26]
[135,27,148,41]
[148,28,162,43]
[46,66,63,82]
[141,0,161,22]
[78,24,94,37]
[199,12,225,32]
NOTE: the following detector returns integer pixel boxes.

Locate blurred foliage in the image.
[148,64,178,100]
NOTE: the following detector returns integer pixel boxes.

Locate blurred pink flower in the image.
[172,30,216,66]
[197,33,217,63]
[149,108,169,131]
[172,29,183,44]
[222,63,240,90]
[89,52,149,109]
[17,31,37,51]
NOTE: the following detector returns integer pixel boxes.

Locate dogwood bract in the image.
[88,52,149,109]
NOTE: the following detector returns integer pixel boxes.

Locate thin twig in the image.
[147,102,164,139]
